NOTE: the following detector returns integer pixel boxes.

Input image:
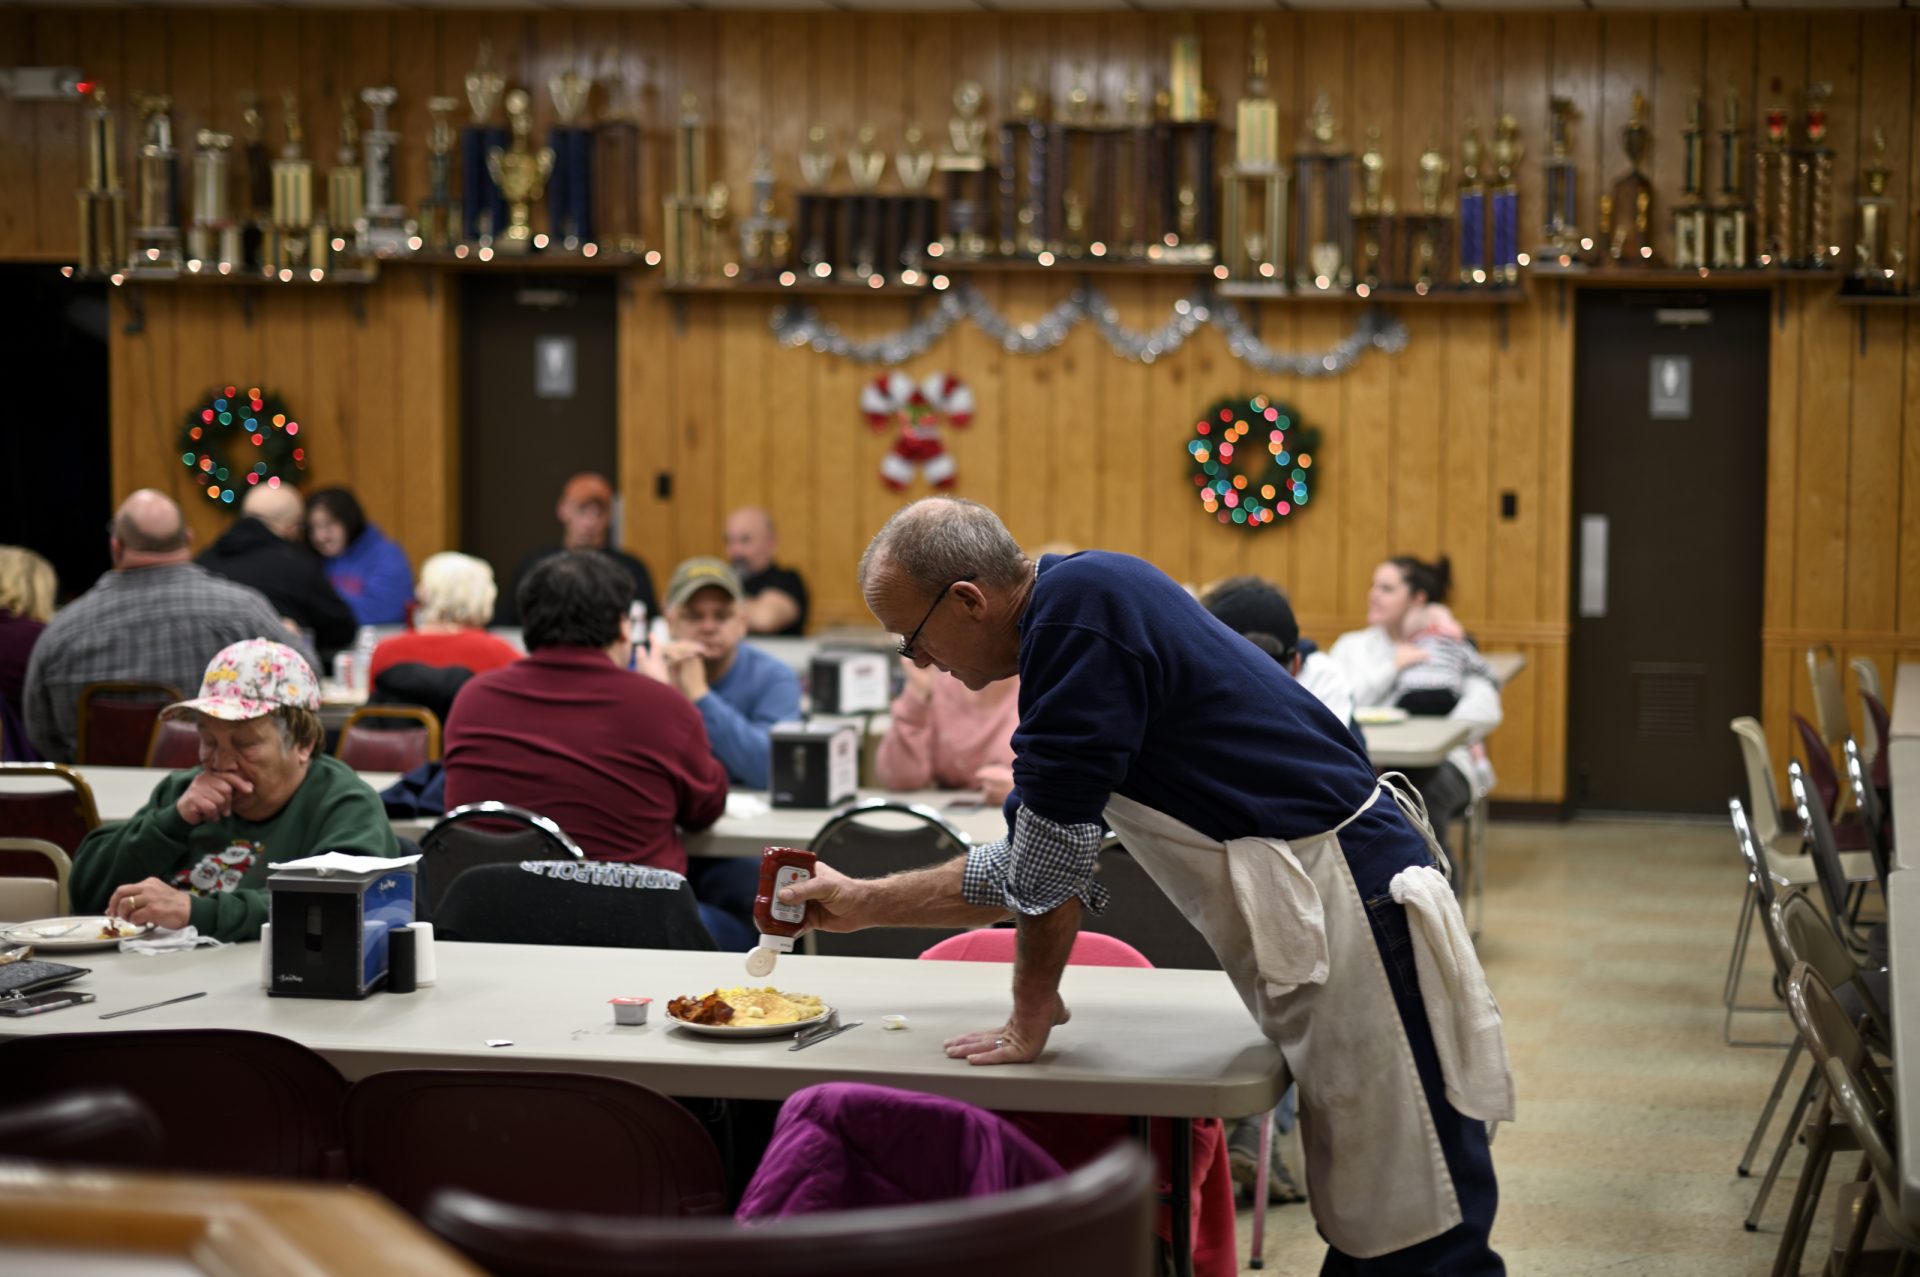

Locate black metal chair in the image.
[1843,738,1893,891]
[1788,761,1882,964]
[435,861,715,952]
[807,800,972,960]
[417,802,585,922]
[0,1087,164,1170]
[1080,835,1221,972]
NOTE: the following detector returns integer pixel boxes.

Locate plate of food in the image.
[1353,706,1411,725]
[666,987,832,1039]
[0,916,153,951]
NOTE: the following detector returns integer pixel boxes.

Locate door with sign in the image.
[1567,291,1767,813]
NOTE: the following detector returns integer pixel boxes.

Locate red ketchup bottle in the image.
[745,846,816,978]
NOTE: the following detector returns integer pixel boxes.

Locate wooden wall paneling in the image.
[1142,280,1196,586]
[659,12,719,577]
[386,13,438,221]
[1844,12,1911,637]
[855,15,913,564]
[1533,635,1568,803]
[1548,14,1601,243]
[1386,17,1446,561]
[622,276,675,575]
[0,10,37,257]
[993,15,1055,555]
[1485,640,1538,800]
[398,273,459,561]
[1791,293,1851,634]
[1649,15,1705,270]
[1094,277,1153,563]
[1501,15,1547,267]
[29,8,81,261]
[715,9,768,541]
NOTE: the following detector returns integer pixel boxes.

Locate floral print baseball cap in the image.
[162,638,321,722]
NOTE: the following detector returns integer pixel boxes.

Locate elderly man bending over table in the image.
[69,638,398,942]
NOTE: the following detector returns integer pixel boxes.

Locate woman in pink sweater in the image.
[873,657,1018,799]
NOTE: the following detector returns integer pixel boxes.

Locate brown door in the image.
[1567,289,1768,814]
[459,274,618,585]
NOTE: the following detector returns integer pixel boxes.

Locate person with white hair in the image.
[367,552,520,723]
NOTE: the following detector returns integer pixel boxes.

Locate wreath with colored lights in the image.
[1187,395,1320,528]
[178,385,308,508]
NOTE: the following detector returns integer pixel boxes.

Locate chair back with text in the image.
[435,861,714,951]
[421,1140,1154,1277]
[76,681,184,766]
[1805,646,1851,751]
[336,705,441,773]
[0,763,101,880]
[417,802,585,921]
[347,1069,727,1220]
[0,1029,348,1180]
[1079,838,1221,971]
[145,717,202,769]
[808,801,972,960]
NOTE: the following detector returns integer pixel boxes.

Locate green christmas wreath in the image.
[179,385,307,507]
[1187,395,1320,528]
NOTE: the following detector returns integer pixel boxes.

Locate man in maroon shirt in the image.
[443,552,736,941]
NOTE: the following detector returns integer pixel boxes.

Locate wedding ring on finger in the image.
[995,1037,1006,1049]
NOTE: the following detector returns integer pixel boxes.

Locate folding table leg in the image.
[1171,1117,1193,1277]
[1249,1109,1273,1269]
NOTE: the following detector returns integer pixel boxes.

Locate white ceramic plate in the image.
[2,916,153,951]
[1354,706,1411,725]
[667,1005,834,1039]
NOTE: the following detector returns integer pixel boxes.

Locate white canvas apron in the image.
[1101,782,1460,1258]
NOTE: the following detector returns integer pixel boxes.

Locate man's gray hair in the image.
[858,498,1029,595]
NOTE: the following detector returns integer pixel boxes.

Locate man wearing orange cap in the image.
[496,472,659,626]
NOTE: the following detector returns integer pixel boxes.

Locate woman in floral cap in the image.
[69,638,398,942]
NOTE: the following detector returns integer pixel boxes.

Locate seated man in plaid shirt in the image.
[24,490,316,762]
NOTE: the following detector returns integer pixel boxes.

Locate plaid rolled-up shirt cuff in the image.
[961,808,1109,917]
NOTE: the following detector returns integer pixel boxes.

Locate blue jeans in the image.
[1321,802,1504,1277]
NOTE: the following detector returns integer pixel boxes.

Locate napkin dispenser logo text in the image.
[276,972,304,984]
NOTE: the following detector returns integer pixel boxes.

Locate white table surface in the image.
[0,942,1285,1121]
[1894,663,1920,743]
[1888,867,1920,1229]
[1358,717,1475,770]
[1484,651,1526,688]
[686,791,1006,858]
[0,765,404,826]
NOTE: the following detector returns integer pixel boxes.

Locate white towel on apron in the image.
[1102,786,1462,1258]
[1390,864,1516,1122]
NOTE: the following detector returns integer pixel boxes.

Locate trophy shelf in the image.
[656,278,930,297]
[930,257,1219,279]
[1833,291,1918,307]
[1217,281,1526,306]
[1527,261,1844,290]
[99,267,381,288]
[393,248,651,272]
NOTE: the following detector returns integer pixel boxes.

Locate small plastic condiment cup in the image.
[610,996,652,1026]
[881,1014,910,1031]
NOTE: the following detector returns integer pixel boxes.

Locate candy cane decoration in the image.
[865,371,973,492]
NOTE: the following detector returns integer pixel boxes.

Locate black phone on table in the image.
[0,990,96,1016]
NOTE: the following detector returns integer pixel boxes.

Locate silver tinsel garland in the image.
[768,281,1408,375]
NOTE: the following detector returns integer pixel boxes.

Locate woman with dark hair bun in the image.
[306,487,414,626]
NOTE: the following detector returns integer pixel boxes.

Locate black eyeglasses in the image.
[897,576,975,660]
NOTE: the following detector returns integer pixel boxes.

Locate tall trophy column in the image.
[549,68,594,250]
[359,86,414,256]
[77,89,128,278]
[462,44,508,247]
[131,93,183,275]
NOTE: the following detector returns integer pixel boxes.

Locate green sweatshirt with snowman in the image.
[69,755,398,942]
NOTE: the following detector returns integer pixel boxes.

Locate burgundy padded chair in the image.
[145,717,202,769]
[345,1069,727,1221]
[421,1139,1154,1277]
[1792,714,1867,851]
[0,1088,165,1170]
[336,706,440,773]
[0,762,100,880]
[75,682,184,766]
[0,1029,349,1180]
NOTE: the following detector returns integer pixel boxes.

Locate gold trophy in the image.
[1402,131,1452,291]
[1538,98,1581,262]
[1755,85,1790,265]
[327,96,365,251]
[1710,87,1751,268]
[897,123,934,192]
[1350,127,1392,290]
[77,88,128,277]
[1292,92,1352,289]
[1489,116,1522,285]
[269,92,323,274]
[1672,90,1708,269]
[131,93,183,274]
[847,123,887,192]
[421,97,459,251]
[936,83,992,259]
[1221,21,1287,286]
[1849,127,1901,292]
[1599,90,1657,265]
[189,129,238,269]
[663,93,710,280]
[486,89,555,255]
